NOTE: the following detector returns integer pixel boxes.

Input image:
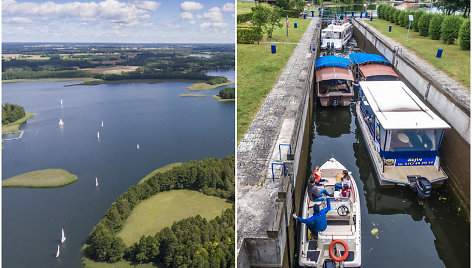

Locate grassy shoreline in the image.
[139,162,183,184]
[186,81,234,91]
[212,94,235,102]
[2,169,78,188]
[2,112,35,134]
[179,94,207,97]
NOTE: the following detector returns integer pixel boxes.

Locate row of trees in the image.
[207,76,229,85]
[237,4,284,44]
[83,156,235,265]
[219,87,235,99]
[377,5,469,49]
[2,103,25,125]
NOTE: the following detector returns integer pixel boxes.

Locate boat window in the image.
[379,125,386,151]
[388,129,441,151]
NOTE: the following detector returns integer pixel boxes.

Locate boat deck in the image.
[382,165,446,183]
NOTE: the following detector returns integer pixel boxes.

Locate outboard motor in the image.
[408,175,432,199]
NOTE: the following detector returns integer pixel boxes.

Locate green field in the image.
[2,112,35,134]
[263,17,312,43]
[367,19,470,88]
[237,43,297,141]
[3,169,78,188]
[139,162,183,184]
[186,81,234,91]
[83,258,157,268]
[117,190,232,245]
[237,0,256,14]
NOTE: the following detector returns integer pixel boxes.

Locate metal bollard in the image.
[304,14,306,19]
[360,12,363,18]
[436,49,443,58]
[271,44,276,54]
[311,11,314,17]
[389,25,392,32]
[294,23,298,28]
[370,15,373,21]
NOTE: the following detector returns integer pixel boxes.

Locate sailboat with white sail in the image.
[61,228,66,244]
[101,121,104,127]
[97,131,100,140]
[56,245,60,258]
[137,144,140,150]
[96,177,99,187]
[60,99,63,108]
[59,119,64,126]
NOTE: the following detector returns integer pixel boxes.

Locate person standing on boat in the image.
[312,166,325,186]
[293,198,331,233]
[308,178,332,201]
[335,170,350,191]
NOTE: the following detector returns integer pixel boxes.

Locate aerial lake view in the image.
[2,70,234,267]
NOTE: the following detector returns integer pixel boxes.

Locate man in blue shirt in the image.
[293,198,331,233]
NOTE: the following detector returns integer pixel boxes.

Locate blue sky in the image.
[2,0,235,43]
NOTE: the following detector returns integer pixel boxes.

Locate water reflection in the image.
[315,107,351,138]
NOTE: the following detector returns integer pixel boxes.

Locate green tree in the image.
[398,11,406,26]
[429,14,445,40]
[459,18,470,50]
[441,15,464,44]
[392,9,401,24]
[413,10,425,32]
[252,5,269,44]
[265,6,283,39]
[418,13,433,36]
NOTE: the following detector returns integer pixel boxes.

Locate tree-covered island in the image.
[2,103,35,134]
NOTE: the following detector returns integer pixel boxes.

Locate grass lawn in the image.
[263,18,312,43]
[139,162,182,184]
[186,81,234,91]
[179,94,207,97]
[212,95,235,102]
[366,19,470,88]
[118,189,232,245]
[237,43,297,141]
[82,258,157,268]
[2,112,35,134]
[3,169,78,188]
[237,0,257,14]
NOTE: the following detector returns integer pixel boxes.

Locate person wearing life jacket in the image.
[293,198,331,233]
[341,184,351,197]
[312,166,325,186]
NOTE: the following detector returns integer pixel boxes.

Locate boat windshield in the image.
[322,31,341,39]
[387,129,442,152]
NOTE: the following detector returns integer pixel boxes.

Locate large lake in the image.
[2,71,234,267]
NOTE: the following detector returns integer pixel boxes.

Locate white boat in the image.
[96,177,99,187]
[137,144,140,150]
[356,81,450,198]
[56,245,60,258]
[60,99,63,107]
[61,228,66,243]
[97,132,100,139]
[298,158,361,267]
[59,119,64,126]
[320,21,352,51]
[101,121,104,127]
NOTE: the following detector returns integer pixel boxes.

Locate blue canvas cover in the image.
[349,53,390,65]
[315,56,351,69]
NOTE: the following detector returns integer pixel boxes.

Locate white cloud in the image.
[3,0,161,25]
[200,21,227,30]
[4,17,32,23]
[180,1,203,11]
[180,11,194,19]
[189,20,196,24]
[201,7,223,22]
[164,22,181,29]
[222,3,234,12]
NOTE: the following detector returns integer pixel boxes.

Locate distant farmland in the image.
[80,66,139,74]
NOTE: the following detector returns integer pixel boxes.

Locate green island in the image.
[2,169,78,188]
[82,156,234,267]
[2,112,35,134]
[179,94,207,97]
[212,87,235,102]
[186,81,234,91]
[212,95,235,102]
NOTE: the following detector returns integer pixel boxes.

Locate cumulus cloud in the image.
[2,0,161,25]
[200,21,227,30]
[189,20,196,24]
[222,3,234,12]
[4,17,33,23]
[180,11,194,19]
[180,1,203,11]
[201,7,223,22]
[164,22,181,29]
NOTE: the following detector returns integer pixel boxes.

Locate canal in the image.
[306,41,469,267]
[2,72,234,267]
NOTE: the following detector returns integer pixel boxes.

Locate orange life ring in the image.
[329,239,349,262]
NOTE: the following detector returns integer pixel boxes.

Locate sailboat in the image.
[60,99,63,107]
[101,121,104,127]
[96,177,99,187]
[56,245,60,258]
[137,144,140,150]
[97,132,100,139]
[61,228,66,244]
[59,119,64,126]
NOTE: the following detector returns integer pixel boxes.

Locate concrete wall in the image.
[237,17,321,267]
[352,19,470,206]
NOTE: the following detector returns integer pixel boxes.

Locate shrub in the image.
[459,18,470,50]
[384,6,394,21]
[413,9,425,32]
[428,14,445,40]
[418,13,433,36]
[237,26,257,44]
[402,11,413,28]
[441,15,464,44]
[377,4,386,19]
[237,13,253,24]
[397,11,406,26]
[392,10,401,24]
[283,9,300,18]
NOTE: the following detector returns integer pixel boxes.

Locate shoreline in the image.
[2,112,35,134]
[2,169,78,188]
[212,94,235,102]
[186,81,234,91]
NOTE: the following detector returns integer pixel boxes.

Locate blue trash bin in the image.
[360,12,363,18]
[311,11,314,17]
[352,11,354,17]
[436,49,443,58]
[303,14,306,19]
[294,23,298,28]
[370,15,373,21]
[389,25,392,32]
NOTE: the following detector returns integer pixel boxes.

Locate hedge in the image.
[418,13,433,36]
[429,14,444,40]
[398,11,406,27]
[459,18,470,50]
[392,9,401,24]
[413,9,425,32]
[237,26,257,44]
[283,9,300,18]
[441,15,464,44]
[237,13,253,24]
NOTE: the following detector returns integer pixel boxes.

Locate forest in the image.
[218,87,235,99]
[82,156,234,267]
[2,103,25,125]
[2,43,235,81]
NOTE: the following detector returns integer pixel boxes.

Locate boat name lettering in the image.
[395,158,435,166]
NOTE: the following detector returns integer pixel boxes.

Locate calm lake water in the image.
[2,71,234,267]
[310,43,469,267]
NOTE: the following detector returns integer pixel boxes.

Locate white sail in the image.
[137,144,140,150]
[56,245,60,258]
[101,121,104,127]
[60,99,63,107]
[59,119,64,126]
[96,177,99,187]
[97,132,100,139]
[61,229,66,243]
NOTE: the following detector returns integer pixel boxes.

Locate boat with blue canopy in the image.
[356,81,450,199]
[349,53,399,82]
[315,56,354,107]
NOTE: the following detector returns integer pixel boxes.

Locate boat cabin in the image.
[320,22,352,51]
[358,81,450,185]
[349,53,399,81]
[315,56,354,107]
